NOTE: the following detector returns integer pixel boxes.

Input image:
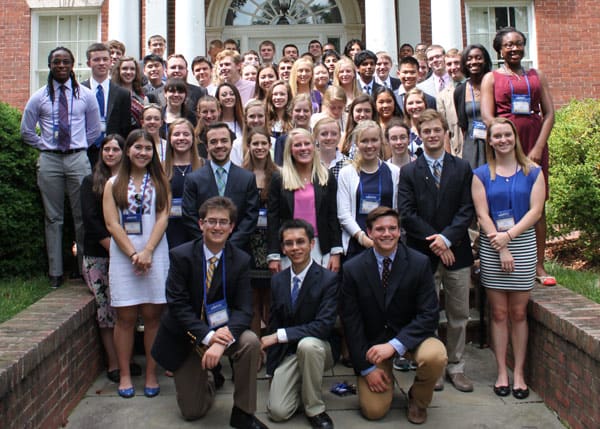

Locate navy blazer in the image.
[182,162,259,250]
[151,240,252,371]
[340,245,439,375]
[81,79,131,139]
[397,153,474,271]
[267,171,341,256]
[266,262,340,375]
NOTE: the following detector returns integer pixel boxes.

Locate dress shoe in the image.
[407,391,427,424]
[49,275,63,289]
[447,373,474,392]
[229,406,269,429]
[307,412,334,429]
[117,386,135,398]
[512,387,529,400]
[107,369,120,383]
[212,363,225,389]
[144,385,160,398]
[434,375,444,391]
[493,385,510,397]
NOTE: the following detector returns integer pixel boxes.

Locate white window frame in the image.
[30,8,101,94]
[465,1,537,69]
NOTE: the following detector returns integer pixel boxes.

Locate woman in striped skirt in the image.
[471,117,545,400]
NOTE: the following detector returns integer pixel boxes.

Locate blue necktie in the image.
[216,167,227,196]
[291,276,301,307]
[58,85,70,151]
[96,85,106,146]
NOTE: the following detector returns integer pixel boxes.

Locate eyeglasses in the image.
[502,41,525,49]
[203,218,231,227]
[282,238,308,248]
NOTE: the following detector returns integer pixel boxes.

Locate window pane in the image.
[226,0,342,26]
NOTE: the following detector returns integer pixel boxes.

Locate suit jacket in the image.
[182,162,259,250]
[267,171,341,256]
[151,240,252,371]
[266,263,340,375]
[417,72,450,98]
[81,79,131,139]
[436,85,464,157]
[397,153,474,271]
[340,245,439,374]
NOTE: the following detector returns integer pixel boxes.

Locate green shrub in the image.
[0,102,46,277]
[547,98,600,263]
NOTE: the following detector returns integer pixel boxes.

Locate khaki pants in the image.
[357,337,447,420]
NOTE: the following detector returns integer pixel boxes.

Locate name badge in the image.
[205,299,229,329]
[359,194,380,215]
[122,213,143,235]
[493,209,515,232]
[472,120,487,140]
[170,198,182,218]
[53,124,60,141]
[511,94,531,115]
[257,208,267,228]
[100,121,107,133]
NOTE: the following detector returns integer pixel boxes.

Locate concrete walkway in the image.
[66,343,565,429]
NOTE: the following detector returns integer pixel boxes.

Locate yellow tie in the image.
[206,256,218,290]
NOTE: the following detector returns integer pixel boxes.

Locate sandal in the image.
[536,276,557,287]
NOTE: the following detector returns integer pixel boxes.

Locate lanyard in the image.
[359,160,382,198]
[202,250,227,306]
[469,82,478,121]
[507,71,531,100]
[134,173,149,213]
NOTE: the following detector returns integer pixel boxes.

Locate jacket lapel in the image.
[384,245,407,309]
[364,250,385,311]
[417,156,438,195]
[293,263,319,312]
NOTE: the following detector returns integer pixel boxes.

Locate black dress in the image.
[166,164,191,248]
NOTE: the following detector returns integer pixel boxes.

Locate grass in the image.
[546,261,600,304]
[0,275,52,324]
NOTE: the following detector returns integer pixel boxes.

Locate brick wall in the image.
[0,284,102,429]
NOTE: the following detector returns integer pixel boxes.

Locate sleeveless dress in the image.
[493,69,548,197]
[109,175,169,306]
[166,164,190,249]
[474,164,541,291]
[463,98,486,169]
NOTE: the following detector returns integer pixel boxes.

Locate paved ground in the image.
[66,343,565,429]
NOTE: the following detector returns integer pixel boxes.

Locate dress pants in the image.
[173,330,260,421]
[37,151,90,276]
[434,265,471,375]
[267,337,334,421]
[357,337,447,420]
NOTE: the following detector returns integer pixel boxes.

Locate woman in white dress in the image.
[103,129,170,399]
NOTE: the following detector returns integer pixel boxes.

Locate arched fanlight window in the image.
[226,0,342,26]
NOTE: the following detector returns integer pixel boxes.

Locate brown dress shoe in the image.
[447,373,474,392]
[407,391,427,424]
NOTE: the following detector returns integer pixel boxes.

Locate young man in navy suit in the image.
[261,219,338,429]
[151,197,268,429]
[340,206,447,424]
[398,109,475,393]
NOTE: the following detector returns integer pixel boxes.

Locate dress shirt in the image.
[375,76,391,89]
[209,160,232,181]
[21,80,102,151]
[276,260,314,343]
[357,76,373,94]
[200,245,228,346]
[422,152,452,248]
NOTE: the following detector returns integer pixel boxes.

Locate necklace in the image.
[502,65,522,80]
[174,164,190,177]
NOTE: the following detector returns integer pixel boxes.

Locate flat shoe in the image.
[493,385,510,397]
[117,386,135,398]
[107,369,120,383]
[512,387,529,399]
[536,275,556,286]
[144,385,160,398]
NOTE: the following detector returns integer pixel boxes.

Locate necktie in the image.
[206,256,218,290]
[58,85,70,151]
[433,160,442,188]
[96,84,105,118]
[382,257,391,289]
[364,85,371,95]
[438,77,445,92]
[216,167,227,196]
[291,276,301,307]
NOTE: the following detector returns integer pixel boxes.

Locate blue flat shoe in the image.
[144,385,160,398]
[118,386,135,398]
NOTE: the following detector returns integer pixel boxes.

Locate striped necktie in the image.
[291,276,301,307]
[382,257,391,289]
[433,160,442,188]
[216,167,227,196]
[57,85,70,151]
[206,256,218,290]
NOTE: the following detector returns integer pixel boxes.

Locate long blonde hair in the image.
[333,57,361,98]
[289,57,314,96]
[486,117,532,180]
[351,120,388,171]
[281,128,329,190]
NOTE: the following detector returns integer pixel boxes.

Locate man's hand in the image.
[209,326,234,347]
[439,248,456,267]
[426,234,448,256]
[201,343,226,369]
[364,368,392,393]
[260,333,278,350]
[268,260,281,273]
[366,343,396,365]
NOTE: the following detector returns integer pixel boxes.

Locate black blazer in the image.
[266,263,340,375]
[267,171,341,256]
[80,175,109,257]
[340,245,439,374]
[388,77,401,91]
[182,162,259,250]
[397,153,474,271]
[151,240,252,371]
[454,81,469,133]
[81,79,132,139]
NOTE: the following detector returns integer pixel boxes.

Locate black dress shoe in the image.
[212,363,225,389]
[307,412,334,429]
[49,275,63,289]
[512,387,529,399]
[229,406,269,429]
[493,385,510,397]
[107,369,120,383]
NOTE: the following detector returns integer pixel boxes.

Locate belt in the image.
[43,148,86,155]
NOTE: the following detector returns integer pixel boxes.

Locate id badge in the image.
[53,124,60,141]
[170,198,182,218]
[493,209,515,232]
[359,194,380,215]
[205,300,229,329]
[257,208,267,228]
[511,94,531,115]
[100,121,107,133]
[122,213,143,235]
[472,120,487,140]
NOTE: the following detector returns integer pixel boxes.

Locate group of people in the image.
[20,26,554,429]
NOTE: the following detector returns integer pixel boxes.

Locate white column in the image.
[430,0,463,50]
[175,0,205,83]
[397,0,421,47]
[108,0,141,59]
[145,0,168,58]
[365,0,398,64]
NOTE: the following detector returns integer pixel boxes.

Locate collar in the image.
[53,79,72,91]
[373,247,397,265]
[325,150,345,169]
[90,77,109,91]
[423,151,445,168]
[203,244,224,262]
[210,160,232,176]
[357,75,373,89]
[291,260,313,284]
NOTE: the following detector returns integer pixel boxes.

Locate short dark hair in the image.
[279,219,315,243]
[399,56,419,69]
[164,78,187,94]
[492,27,527,53]
[198,196,238,223]
[322,49,340,63]
[259,40,275,50]
[354,50,377,67]
[86,42,109,60]
[366,206,400,230]
[282,43,299,55]
[143,53,164,65]
[191,55,213,70]
[205,121,236,142]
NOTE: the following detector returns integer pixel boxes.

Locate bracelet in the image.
[506,231,513,240]
[129,251,137,260]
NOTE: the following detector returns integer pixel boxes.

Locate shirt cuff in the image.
[201,331,215,346]
[329,246,343,255]
[440,234,452,249]
[276,328,288,343]
[267,253,281,262]
[388,338,407,357]
[360,365,377,377]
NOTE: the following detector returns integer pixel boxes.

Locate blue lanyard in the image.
[50,86,74,143]
[358,160,382,198]
[469,82,479,121]
[202,250,227,305]
[507,71,531,99]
